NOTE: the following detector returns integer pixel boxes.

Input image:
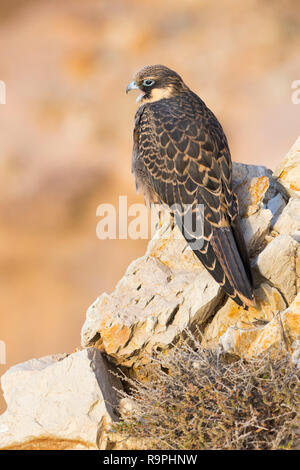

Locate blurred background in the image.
[0,0,299,411]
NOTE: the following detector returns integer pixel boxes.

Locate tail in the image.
[180,217,255,309]
[209,223,255,308]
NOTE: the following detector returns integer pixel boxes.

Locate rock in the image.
[267,193,286,226]
[293,231,300,243]
[202,283,286,349]
[3,141,300,450]
[273,198,300,236]
[0,349,122,450]
[232,162,278,217]
[240,208,273,255]
[219,292,300,358]
[81,223,223,369]
[98,397,149,450]
[81,157,299,371]
[274,136,300,199]
[253,234,300,304]
[81,295,107,348]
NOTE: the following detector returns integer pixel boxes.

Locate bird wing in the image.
[133,95,254,308]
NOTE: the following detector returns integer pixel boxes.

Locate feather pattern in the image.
[130,67,255,308]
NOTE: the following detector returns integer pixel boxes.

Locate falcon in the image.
[126,65,255,308]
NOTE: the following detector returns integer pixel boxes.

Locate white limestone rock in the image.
[202,283,287,350]
[81,223,223,368]
[240,208,273,255]
[219,292,300,358]
[0,349,122,450]
[273,198,300,236]
[253,234,300,304]
[267,193,286,226]
[232,162,278,217]
[274,136,300,199]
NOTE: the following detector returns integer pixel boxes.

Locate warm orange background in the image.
[0,0,300,412]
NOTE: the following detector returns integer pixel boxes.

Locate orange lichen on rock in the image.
[100,321,132,356]
[2,437,95,451]
[249,176,269,208]
[202,283,286,349]
[221,292,300,358]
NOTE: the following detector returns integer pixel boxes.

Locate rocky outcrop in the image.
[0,349,122,450]
[274,136,300,199]
[81,223,224,370]
[81,147,299,372]
[218,292,300,359]
[273,198,300,236]
[1,137,300,450]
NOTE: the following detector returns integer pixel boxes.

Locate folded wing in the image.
[133,95,255,308]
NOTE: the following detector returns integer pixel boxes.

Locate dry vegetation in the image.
[114,336,300,450]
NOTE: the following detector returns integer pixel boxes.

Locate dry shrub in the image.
[114,336,300,450]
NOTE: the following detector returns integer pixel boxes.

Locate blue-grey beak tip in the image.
[126,81,138,94]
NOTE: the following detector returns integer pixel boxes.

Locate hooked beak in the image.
[126,80,139,94]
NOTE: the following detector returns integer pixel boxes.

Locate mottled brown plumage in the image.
[126,65,255,308]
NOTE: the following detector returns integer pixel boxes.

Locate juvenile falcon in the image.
[126,65,255,308]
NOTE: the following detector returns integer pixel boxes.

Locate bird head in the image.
[126,65,188,104]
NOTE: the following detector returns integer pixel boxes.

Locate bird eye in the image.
[142,79,155,87]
